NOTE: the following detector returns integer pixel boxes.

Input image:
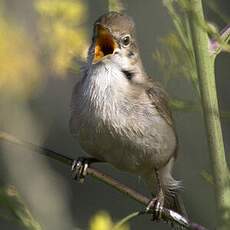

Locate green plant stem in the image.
[112,211,142,230]
[188,0,230,229]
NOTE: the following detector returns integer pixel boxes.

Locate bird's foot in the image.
[71,157,101,183]
[71,157,89,183]
[146,192,164,221]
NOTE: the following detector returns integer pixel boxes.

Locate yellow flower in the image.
[89,211,129,230]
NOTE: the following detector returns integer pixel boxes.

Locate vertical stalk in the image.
[188,0,230,229]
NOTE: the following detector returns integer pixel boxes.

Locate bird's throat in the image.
[84,63,129,116]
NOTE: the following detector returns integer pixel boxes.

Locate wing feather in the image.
[145,79,174,127]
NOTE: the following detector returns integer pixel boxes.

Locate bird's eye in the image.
[121,35,131,47]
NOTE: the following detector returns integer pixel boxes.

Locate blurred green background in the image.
[0,0,229,229]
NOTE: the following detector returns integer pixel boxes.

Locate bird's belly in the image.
[79,129,145,174]
[77,115,176,175]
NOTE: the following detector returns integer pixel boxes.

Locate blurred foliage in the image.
[153,32,198,91]
[155,0,229,91]
[0,0,89,100]
[0,15,41,99]
[89,211,129,230]
[169,98,200,112]
[154,0,230,114]
[194,0,230,52]
[154,0,199,93]
[35,0,88,76]
[200,170,214,186]
[204,0,230,24]
[108,0,124,12]
[0,185,42,230]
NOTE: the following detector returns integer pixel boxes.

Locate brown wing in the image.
[145,79,174,127]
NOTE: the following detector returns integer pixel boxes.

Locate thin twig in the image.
[112,211,142,230]
[0,131,72,166]
[87,167,149,205]
[209,24,230,55]
[0,131,208,230]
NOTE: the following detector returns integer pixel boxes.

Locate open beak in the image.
[93,24,117,64]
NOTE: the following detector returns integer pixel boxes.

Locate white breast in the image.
[83,62,130,120]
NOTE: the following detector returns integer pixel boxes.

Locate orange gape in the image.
[93,27,117,63]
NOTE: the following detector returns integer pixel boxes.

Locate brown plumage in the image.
[70,12,185,217]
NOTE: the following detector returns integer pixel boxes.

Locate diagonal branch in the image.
[0,131,208,230]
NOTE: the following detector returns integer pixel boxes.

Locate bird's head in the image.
[88,12,141,71]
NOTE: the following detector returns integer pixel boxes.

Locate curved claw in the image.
[153,198,164,220]
[71,158,89,183]
[145,193,164,221]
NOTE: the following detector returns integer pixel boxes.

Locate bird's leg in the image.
[71,157,103,183]
[146,169,164,221]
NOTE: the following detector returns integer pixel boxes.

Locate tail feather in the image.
[165,191,188,219]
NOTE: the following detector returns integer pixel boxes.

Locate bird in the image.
[70,11,185,218]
